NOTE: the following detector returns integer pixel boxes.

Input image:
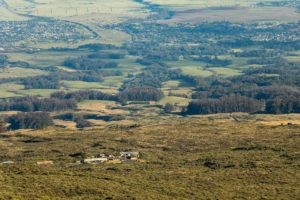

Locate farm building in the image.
[84,157,108,164]
[120,151,140,161]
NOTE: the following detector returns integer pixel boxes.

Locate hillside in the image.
[0,115,299,199]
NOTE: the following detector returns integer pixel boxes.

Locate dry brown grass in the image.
[78,100,127,115]
[53,119,77,129]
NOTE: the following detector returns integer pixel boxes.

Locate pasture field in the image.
[0,90,19,99]
[285,56,300,63]
[53,119,77,129]
[168,60,213,77]
[78,100,126,115]
[163,88,193,96]
[0,67,47,78]
[0,83,23,91]
[5,51,90,67]
[16,89,60,97]
[62,76,124,90]
[159,96,190,106]
[101,76,125,88]
[0,83,23,99]
[62,81,109,90]
[116,57,144,73]
[94,29,132,46]
[60,81,119,96]
[226,57,250,70]
[210,67,242,77]
[162,80,181,88]
[168,60,243,77]
[180,66,214,77]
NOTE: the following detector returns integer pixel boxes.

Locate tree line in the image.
[0,55,8,67]
[7,112,53,130]
[52,87,165,103]
[186,94,264,115]
[119,87,164,103]
[63,56,118,71]
[50,90,118,102]
[0,96,77,112]
[266,96,300,114]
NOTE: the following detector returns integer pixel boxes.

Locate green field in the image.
[62,81,108,90]
[210,67,242,77]
[168,60,243,77]
[0,83,23,99]
[0,67,47,78]
[5,51,89,67]
[17,89,60,97]
[159,96,190,106]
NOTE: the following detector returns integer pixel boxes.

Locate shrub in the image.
[0,119,6,132]
[7,112,53,130]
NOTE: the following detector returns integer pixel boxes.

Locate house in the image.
[81,152,140,164]
[84,157,108,164]
[108,155,115,160]
[1,161,14,164]
[37,160,54,166]
[120,151,140,162]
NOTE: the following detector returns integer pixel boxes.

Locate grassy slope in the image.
[0,116,299,199]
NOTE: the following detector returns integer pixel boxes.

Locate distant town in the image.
[0,20,94,47]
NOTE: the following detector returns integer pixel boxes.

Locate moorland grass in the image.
[0,115,298,199]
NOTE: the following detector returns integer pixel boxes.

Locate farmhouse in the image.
[82,152,140,164]
[120,151,140,162]
[1,160,14,164]
[84,157,108,164]
[37,160,54,165]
